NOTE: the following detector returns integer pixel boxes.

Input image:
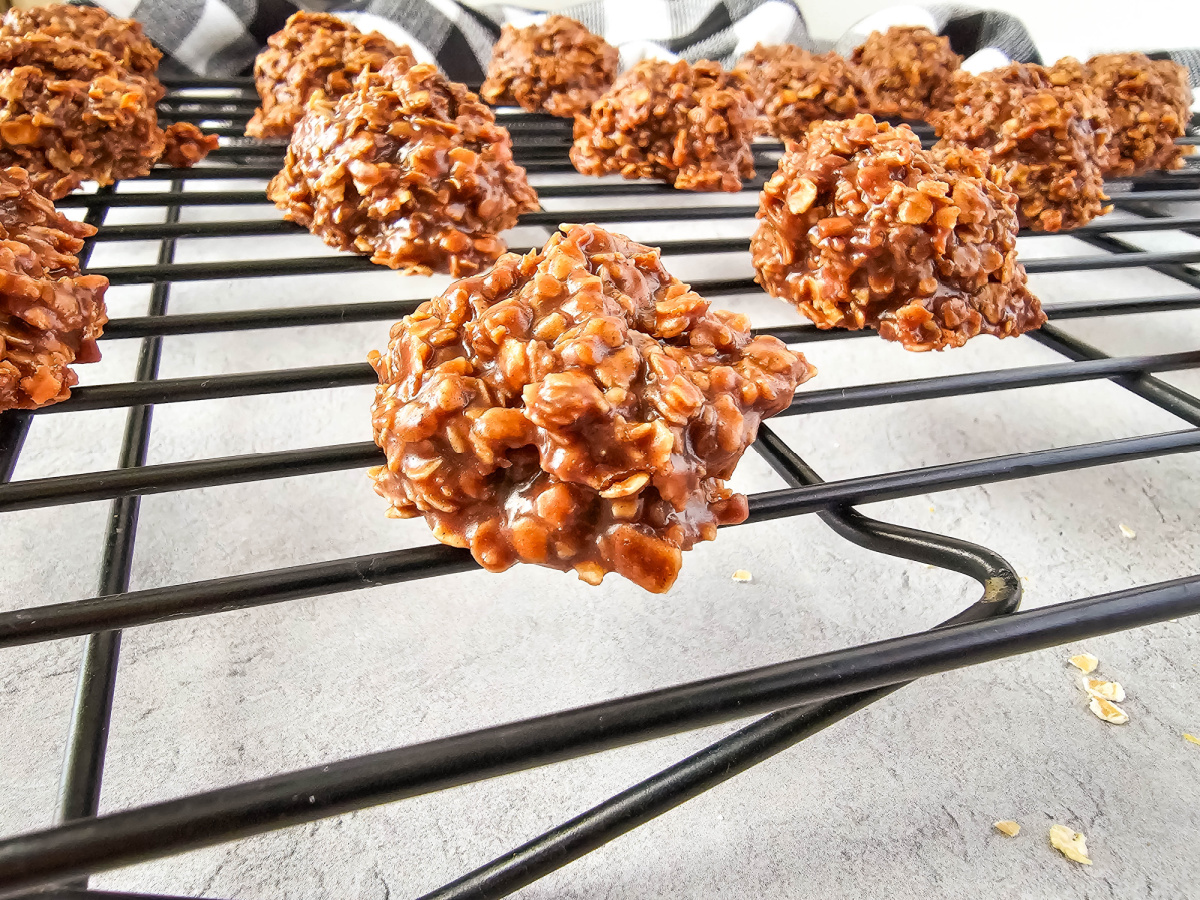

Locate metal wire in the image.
[55,183,184,850]
[1,82,1199,900]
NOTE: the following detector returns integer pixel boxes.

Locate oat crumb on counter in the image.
[1068,653,1099,674]
[1081,678,1125,702]
[1049,824,1093,864]
[1089,697,1129,725]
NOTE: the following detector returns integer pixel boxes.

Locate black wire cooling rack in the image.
[2,77,1200,899]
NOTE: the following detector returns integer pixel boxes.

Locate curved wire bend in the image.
[415,431,1021,900]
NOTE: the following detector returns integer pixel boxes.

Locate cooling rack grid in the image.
[0,78,1199,898]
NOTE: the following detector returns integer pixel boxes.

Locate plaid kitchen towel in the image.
[81,0,809,80]
[471,0,812,70]
[1156,49,1200,88]
[76,0,298,78]
[834,5,1040,70]
[75,0,1200,90]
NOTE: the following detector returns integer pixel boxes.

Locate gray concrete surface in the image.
[2,171,1199,900]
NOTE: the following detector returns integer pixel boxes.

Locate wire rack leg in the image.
[0,411,31,483]
[56,187,182,879]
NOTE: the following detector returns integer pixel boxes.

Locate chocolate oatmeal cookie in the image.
[268,60,538,276]
[571,58,761,191]
[247,11,413,139]
[752,114,1044,350]
[0,165,108,411]
[851,25,962,120]
[481,14,617,117]
[370,224,814,591]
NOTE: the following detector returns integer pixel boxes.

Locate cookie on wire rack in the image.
[0,165,109,412]
[369,224,814,592]
[570,58,762,192]
[268,60,538,276]
[481,15,618,118]
[752,114,1045,351]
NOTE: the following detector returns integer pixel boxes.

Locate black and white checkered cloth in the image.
[482,0,812,70]
[85,0,810,80]
[1157,49,1200,88]
[84,0,1200,91]
[83,0,297,78]
[832,6,1038,67]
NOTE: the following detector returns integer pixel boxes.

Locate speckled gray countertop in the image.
[2,170,1199,899]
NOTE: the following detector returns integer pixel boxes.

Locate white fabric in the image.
[99,0,140,15]
[337,12,439,64]
[962,46,1011,74]
[169,0,248,75]
[617,39,680,69]
[730,1,804,60]
[848,5,937,37]
[498,6,550,26]
[602,0,673,45]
